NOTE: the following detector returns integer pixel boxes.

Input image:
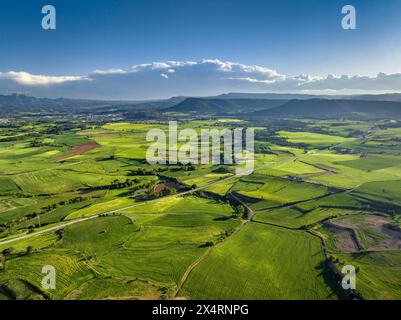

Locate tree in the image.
[203,241,214,247]
[233,204,246,217]
[2,247,14,256]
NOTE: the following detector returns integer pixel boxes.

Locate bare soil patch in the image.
[324,221,362,253]
[51,142,101,162]
[154,181,179,193]
[334,214,401,251]
[86,131,118,135]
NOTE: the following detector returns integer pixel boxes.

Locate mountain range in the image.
[2,93,401,120]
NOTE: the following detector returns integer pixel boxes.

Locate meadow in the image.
[180,222,337,299]
[0,117,401,300]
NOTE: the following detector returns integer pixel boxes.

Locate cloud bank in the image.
[1,59,401,99]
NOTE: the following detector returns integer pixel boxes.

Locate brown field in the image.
[324,221,362,253]
[334,214,401,251]
[52,141,101,162]
[86,131,119,135]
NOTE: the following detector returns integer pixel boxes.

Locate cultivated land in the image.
[1,116,401,300]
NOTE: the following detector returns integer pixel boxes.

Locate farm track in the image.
[0,160,85,177]
[0,157,296,246]
[173,248,212,299]
[0,138,375,298]
[173,212,249,299]
[228,191,256,221]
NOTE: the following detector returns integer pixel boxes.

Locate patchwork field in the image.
[278,131,353,148]
[1,118,401,300]
[180,222,337,299]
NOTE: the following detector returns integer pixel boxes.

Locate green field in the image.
[334,251,401,299]
[233,175,329,207]
[278,131,353,148]
[1,118,401,300]
[180,222,337,299]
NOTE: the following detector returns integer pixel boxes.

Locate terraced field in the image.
[1,118,401,300]
[180,222,337,299]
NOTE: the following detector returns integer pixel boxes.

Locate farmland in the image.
[179,222,336,300]
[1,116,401,300]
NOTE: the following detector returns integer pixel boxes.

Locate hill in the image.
[163,97,287,114]
[245,99,401,119]
[215,92,401,102]
[0,94,185,116]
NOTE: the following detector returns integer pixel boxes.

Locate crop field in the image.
[266,159,324,176]
[180,222,336,299]
[334,251,401,299]
[254,207,363,229]
[0,118,401,300]
[233,174,330,207]
[336,155,401,171]
[354,180,401,202]
[278,131,353,148]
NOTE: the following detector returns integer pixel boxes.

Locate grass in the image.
[180,222,337,299]
[334,251,401,299]
[0,249,95,299]
[336,155,401,171]
[96,211,237,289]
[0,177,20,194]
[296,193,365,211]
[60,215,138,254]
[278,131,352,148]
[234,175,329,205]
[268,160,324,176]
[203,177,239,195]
[69,277,162,300]
[1,119,401,300]
[354,180,401,201]
[122,195,234,216]
[299,152,401,188]
[0,232,59,254]
[254,207,362,229]
[183,173,231,187]
[65,197,135,220]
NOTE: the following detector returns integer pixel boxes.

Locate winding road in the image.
[0,157,295,246]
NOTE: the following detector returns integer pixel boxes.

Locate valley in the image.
[1,99,401,300]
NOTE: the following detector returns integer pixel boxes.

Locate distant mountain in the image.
[2,93,401,120]
[246,99,401,119]
[349,93,401,102]
[164,97,287,114]
[0,93,132,110]
[126,96,187,111]
[215,92,335,100]
[0,94,56,109]
[0,94,186,116]
[215,92,401,102]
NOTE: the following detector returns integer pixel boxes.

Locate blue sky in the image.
[1,0,401,99]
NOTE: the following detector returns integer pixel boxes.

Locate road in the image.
[228,191,256,221]
[0,157,295,246]
[0,214,98,246]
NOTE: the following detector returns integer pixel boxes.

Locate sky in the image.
[0,0,401,99]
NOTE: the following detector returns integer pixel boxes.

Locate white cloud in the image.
[93,68,126,75]
[0,71,86,86]
[227,77,277,84]
[1,59,401,99]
